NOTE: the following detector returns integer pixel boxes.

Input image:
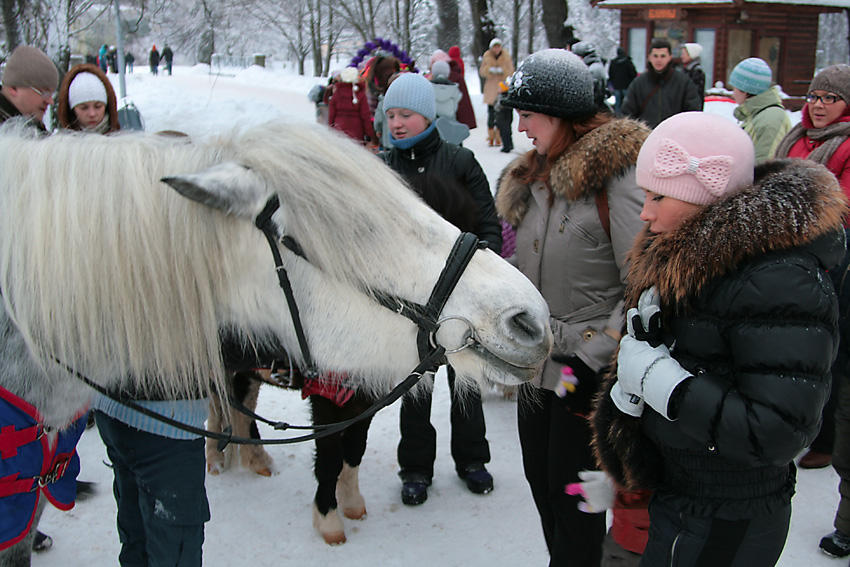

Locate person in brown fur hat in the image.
[496,48,649,566]
[593,112,848,566]
[57,63,120,133]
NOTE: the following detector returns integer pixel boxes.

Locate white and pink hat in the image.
[636,112,755,205]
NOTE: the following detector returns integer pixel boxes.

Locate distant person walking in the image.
[125,52,135,74]
[98,44,108,74]
[728,57,791,162]
[609,47,638,115]
[149,45,160,76]
[571,41,610,111]
[161,45,174,75]
[479,38,514,147]
[621,38,702,128]
[680,43,705,108]
[327,66,376,147]
[448,45,476,130]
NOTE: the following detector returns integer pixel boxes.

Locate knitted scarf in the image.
[775,119,850,164]
[389,120,437,150]
[85,115,111,135]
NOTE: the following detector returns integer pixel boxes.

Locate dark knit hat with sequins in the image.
[500,48,596,120]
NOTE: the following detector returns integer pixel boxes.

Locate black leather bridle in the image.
[69,194,485,446]
[253,195,487,371]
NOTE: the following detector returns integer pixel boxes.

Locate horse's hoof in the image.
[343,506,367,520]
[322,531,346,545]
[207,462,223,475]
[254,466,272,477]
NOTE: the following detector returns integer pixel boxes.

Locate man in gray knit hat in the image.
[0,45,59,130]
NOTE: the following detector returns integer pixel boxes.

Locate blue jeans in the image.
[96,412,210,567]
[614,89,628,115]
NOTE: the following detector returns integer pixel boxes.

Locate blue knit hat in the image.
[729,58,773,95]
[383,72,436,122]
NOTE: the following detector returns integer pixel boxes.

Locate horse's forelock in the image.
[230,123,449,293]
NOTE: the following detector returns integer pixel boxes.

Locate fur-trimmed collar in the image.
[496,118,649,227]
[624,159,848,310]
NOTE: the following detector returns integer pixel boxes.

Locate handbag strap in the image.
[595,187,610,241]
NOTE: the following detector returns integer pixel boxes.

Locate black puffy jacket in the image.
[593,159,849,520]
[383,127,502,253]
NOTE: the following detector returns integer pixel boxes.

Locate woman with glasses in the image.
[775,64,850,560]
[775,64,850,196]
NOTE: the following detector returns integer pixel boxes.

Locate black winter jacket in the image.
[383,128,502,253]
[621,64,702,128]
[608,55,637,91]
[593,159,849,520]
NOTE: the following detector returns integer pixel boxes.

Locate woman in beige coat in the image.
[496,49,648,567]
[479,38,514,146]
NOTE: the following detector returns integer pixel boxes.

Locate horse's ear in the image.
[162,161,267,216]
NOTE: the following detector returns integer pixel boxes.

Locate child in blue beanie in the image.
[380,71,502,506]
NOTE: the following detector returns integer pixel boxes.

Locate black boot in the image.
[32,530,52,552]
[76,480,97,502]
[401,481,428,505]
[458,464,494,494]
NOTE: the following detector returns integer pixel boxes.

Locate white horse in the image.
[0,120,551,565]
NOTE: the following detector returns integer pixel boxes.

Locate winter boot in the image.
[401,481,429,505]
[820,530,850,557]
[32,531,52,552]
[494,129,502,147]
[459,464,494,495]
[799,449,832,469]
[487,127,495,147]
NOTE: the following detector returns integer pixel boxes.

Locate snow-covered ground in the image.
[33,63,833,567]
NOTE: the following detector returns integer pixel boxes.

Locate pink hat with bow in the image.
[636,112,755,205]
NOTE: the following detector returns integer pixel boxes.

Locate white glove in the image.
[490,66,502,74]
[565,470,615,514]
[617,335,691,420]
[626,286,661,339]
[611,380,644,416]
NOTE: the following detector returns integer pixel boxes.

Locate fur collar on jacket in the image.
[496,118,649,227]
[624,159,848,311]
[592,158,848,491]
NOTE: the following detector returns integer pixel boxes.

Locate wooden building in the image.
[594,0,845,99]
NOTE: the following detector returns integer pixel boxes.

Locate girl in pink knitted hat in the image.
[593,111,849,567]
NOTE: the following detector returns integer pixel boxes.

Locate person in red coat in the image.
[328,66,376,147]
[775,64,850,207]
[447,46,477,130]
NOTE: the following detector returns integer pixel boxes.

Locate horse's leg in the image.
[337,399,373,520]
[310,395,346,545]
[205,392,228,475]
[0,494,46,567]
[231,371,273,477]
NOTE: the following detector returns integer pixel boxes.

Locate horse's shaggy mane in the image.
[0,120,434,399]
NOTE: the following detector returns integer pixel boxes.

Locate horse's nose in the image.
[507,309,548,347]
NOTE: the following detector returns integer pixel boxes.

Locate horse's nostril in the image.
[509,310,544,343]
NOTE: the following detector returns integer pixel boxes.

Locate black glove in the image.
[550,354,602,415]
